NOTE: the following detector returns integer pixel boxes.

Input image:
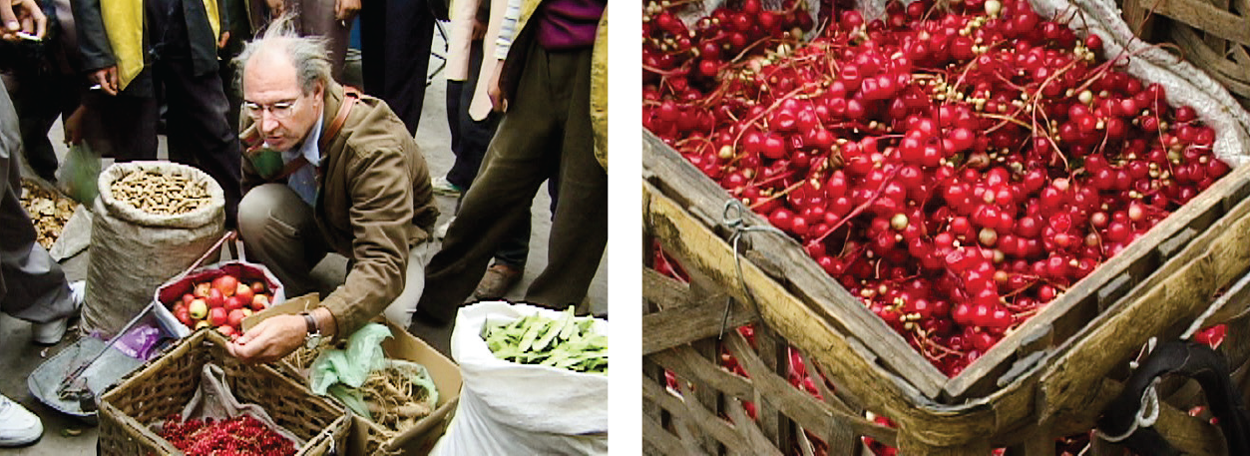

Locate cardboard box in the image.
[241,295,462,456]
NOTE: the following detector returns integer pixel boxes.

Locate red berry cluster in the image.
[158,414,297,456]
[644,0,1230,376]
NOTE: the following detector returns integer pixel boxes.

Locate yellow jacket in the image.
[73,0,223,91]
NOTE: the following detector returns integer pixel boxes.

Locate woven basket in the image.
[98,329,351,455]
[1119,0,1250,108]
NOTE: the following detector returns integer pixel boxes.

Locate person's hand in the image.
[226,314,307,364]
[0,0,46,42]
[91,66,119,95]
[487,59,507,112]
[217,30,230,49]
[471,17,487,41]
[64,105,86,145]
[334,0,359,22]
[265,0,284,16]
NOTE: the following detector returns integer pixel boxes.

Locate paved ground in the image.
[0,32,607,454]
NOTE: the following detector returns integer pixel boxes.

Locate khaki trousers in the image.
[237,184,433,328]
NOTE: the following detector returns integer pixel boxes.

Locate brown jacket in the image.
[239,82,438,337]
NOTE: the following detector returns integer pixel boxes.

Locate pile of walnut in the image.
[111,170,210,215]
[19,179,77,249]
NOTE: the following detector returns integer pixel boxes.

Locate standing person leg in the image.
[87,89,159,162]
[359,0,435,135]
[414,43,561,324]
[293,0,352,81]
[523,48,605,310]
[2,71,62,182]
[159,57,244,227]
[0,82,78,342]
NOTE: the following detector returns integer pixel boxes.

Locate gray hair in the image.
[233,13,333,95]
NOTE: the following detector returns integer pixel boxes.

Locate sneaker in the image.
[434,217,454,240]
[474,263,523,300]
[431,176,462,196]
[31,280,84,345]
[0,394,43,447]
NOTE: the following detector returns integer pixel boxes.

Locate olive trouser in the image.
[237,184,434,329]
[416,43,607,324]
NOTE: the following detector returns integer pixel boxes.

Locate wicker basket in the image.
[98,329,351,455]
[1119,0,1250,108]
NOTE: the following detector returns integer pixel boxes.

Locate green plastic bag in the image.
[56,142,100,204]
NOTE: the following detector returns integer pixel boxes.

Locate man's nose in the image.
[261,114,280,134]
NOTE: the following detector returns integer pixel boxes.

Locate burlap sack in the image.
[83,161,225,337]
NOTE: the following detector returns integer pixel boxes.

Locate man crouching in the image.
[227,14,438,364]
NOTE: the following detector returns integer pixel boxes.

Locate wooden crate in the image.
[642,129,1250,453]
[1119,0,1250,107]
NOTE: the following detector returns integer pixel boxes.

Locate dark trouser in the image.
[0,83,74,324]
[287,0,352,81]
[416,44,607,323]
[444,40,531,268]
[1,70,79,182]
[92,0,243,226]
[360,0,435,135]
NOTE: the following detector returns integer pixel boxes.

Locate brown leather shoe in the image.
[475,263,523,299]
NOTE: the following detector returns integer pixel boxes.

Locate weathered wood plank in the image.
[646,179,1010,447]
[645,376,747,453]
[651,346,754,401]
[724,397,786,456]
[643,413,692,456]
[753,324,789,447]
[1151,0,1250,47]
[1041,193,1250,425]
[644,294,754,354]
[643,267,693,311]
[644,130,949,397]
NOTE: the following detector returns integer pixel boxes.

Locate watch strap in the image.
[300,312,320,336]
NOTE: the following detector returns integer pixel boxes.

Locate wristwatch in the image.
[300,312,323,349]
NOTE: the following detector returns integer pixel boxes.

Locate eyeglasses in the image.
[244,95,303,121]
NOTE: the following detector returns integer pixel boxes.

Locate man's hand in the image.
[92,66,119,95]
[471,17,487,41]
[64,105,86,145]
[265,0,284,16]
[217,30,230,49]
[0,0,46,42]
[487,59,507,112]
[226,314,307,364]
[334,0,360,22]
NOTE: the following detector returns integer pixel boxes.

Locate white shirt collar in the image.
[283,110,325,167]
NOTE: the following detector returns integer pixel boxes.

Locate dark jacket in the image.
[240,82,438,337]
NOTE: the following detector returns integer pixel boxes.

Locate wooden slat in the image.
[643,130,948,398]
[1151,0,1250,47]
[644,378,751,453]
[643,413,693,456]
[753,324,789,447]
[643,267,693,311]
[724,396,786,456]
[724,332,899,446]
[644,291,753,354]
[646,178,1016,447]
[651,346,754,400]
[1040,191,1250,426]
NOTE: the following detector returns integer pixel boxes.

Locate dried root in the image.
[360,364,434,434]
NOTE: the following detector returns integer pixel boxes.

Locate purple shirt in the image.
[536,0,605,50]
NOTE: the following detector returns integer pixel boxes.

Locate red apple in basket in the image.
[194,282,212,298]
[241,308,253,317]
[224,296,246,312]
[250,281,265,293]
[207,288,225,308]
[228,309,247,328]
[175,309,192,327]
[209,307,228,327]
[172,302,187,316]
[251,294,270,311]
[181,293,195,306]
[217,325,236,338]
[188,299,208,320]
[235,283,254,302]
[213,275,239,297]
